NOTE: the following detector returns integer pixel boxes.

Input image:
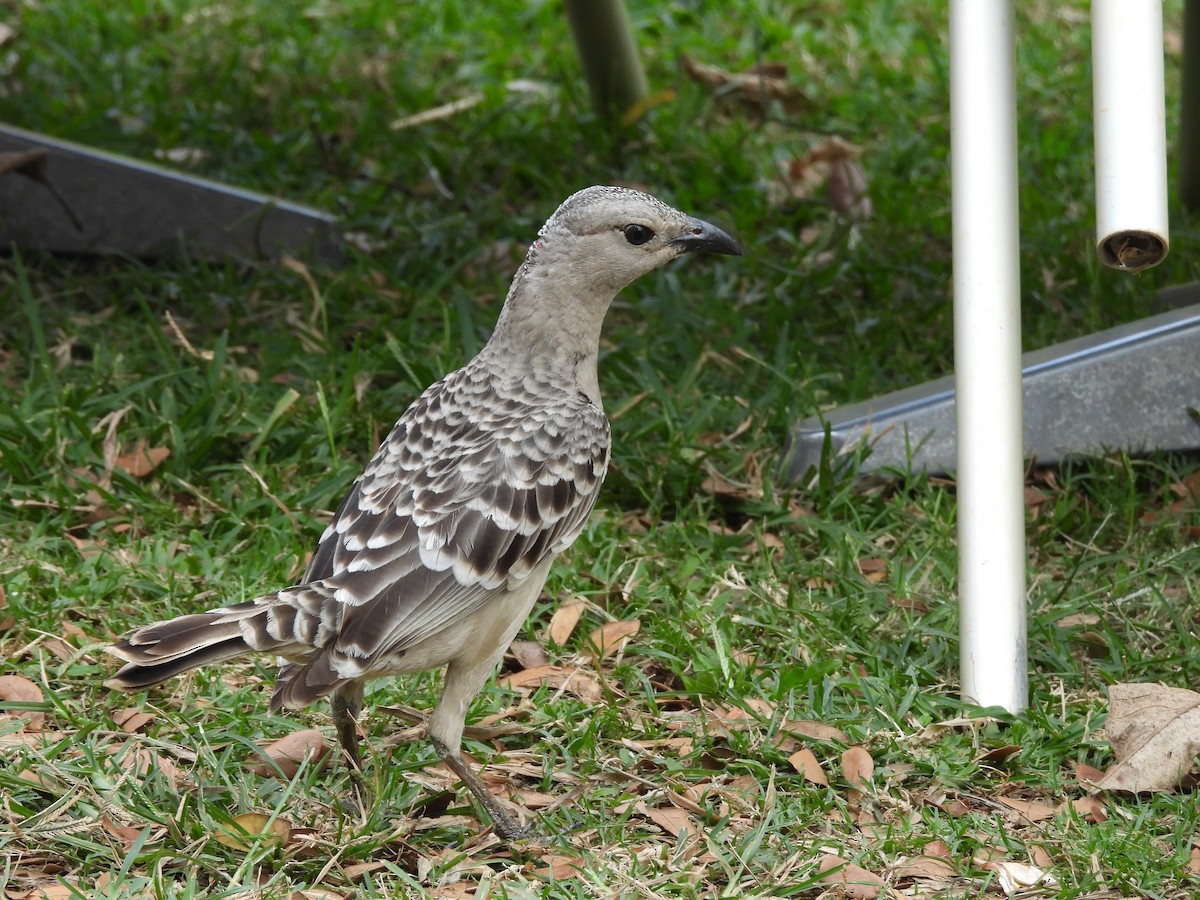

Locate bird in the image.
[106,185,742,841]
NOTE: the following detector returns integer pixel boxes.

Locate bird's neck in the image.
[478,257,612,404]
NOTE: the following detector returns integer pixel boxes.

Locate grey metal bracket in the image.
[0,124,341,265]
[784,300,1200,480]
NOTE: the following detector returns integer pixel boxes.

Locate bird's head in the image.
[523,185,742,296]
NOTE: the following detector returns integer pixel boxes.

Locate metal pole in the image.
[1093,0,1169,271]
[565,0,649,119]
[1178,0,1200,210]
[949,0,1028,713]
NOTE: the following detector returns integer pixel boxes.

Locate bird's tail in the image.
[105,583,340,696]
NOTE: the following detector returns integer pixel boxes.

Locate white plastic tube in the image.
[1093,0,1169,271]
[949,0,1028,713]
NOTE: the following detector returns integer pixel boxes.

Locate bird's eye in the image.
[623,224,654,246]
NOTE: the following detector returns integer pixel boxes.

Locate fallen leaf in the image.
[213,812,292,850]
[1058,796,1108,823]
[530,854,585,880]
[842,746,874,788]
[508,639,547,669]
[788,748,828,786]
[1029,844,1054,868]
[498,664,602,704]
[644,804,695,838]
[112,708,154,734]
[893,854,957,881]
[546,599,587,646]
[996,796,1056,822]
[508,788,558,809]
[1097,682,1200,793]
[976,859,1058,893]
[781,719,849,743]
[113,440,171,478]
[1074,761,1106,783]
[0,582,11,633]
[0,674,45,732]
[102,816,153,852]
[1057,613,1102,628]
[681,55,809,113]
[889,593,929,613]
[923,840,952,858]
[585,619,639,660]
[247,728,331,779]
[817,854,885,899]
[978,744,1021,765]
[827,152,872,221]
[1188,846,1200,875]
[112,745,184,791]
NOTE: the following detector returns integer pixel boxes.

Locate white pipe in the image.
[949,0,1028,713]
[1093,0,1169,272]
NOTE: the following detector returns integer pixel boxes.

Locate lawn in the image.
[2,1,1199,897]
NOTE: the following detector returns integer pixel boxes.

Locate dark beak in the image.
[670,217,743,257]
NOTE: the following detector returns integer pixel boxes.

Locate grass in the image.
[2,0,1199,897]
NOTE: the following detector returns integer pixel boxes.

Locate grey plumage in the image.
[106,185,742,840]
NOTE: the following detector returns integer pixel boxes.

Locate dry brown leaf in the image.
[0,583,12,634]
[247,728,331,779]
[1097,682,1200,793]
[932,795,972,817]
[498,664,602,704]
[700,468,762,504]
[996,796,1057,822]
[1188,846,1200,875]
[113,440,171,478]
[507,788,558,809]
[923,840,952,858]
[18,886,77,900]
[1056,612,1101,628]
[0,674,45,732]
[102,815,153,852]
[828,153,872,221]
[508,639,548,669]
[817,854,885,899]
[214,812,292,850]
[546,599,587,646]
[1074,761,1106,783]
[531,854,586,880]
[341,861,389,879]
[771,137,866,211]
[781,719,849,744]
[112,708,154,734]
[1058,796,1108,823]
[893,854,957,881]
[585,618,639,660]
[680,55,808,112]
[788,748,828,786]
[889,593,929,613]
[978,744,1021,765]
[1029,844,1054,868]
[644,804,695,838]
[842,746,874,788]
[113,745,184,791]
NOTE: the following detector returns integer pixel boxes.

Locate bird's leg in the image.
[430,735,532,843]
[429,659,534,842]
[330,682,367,797]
